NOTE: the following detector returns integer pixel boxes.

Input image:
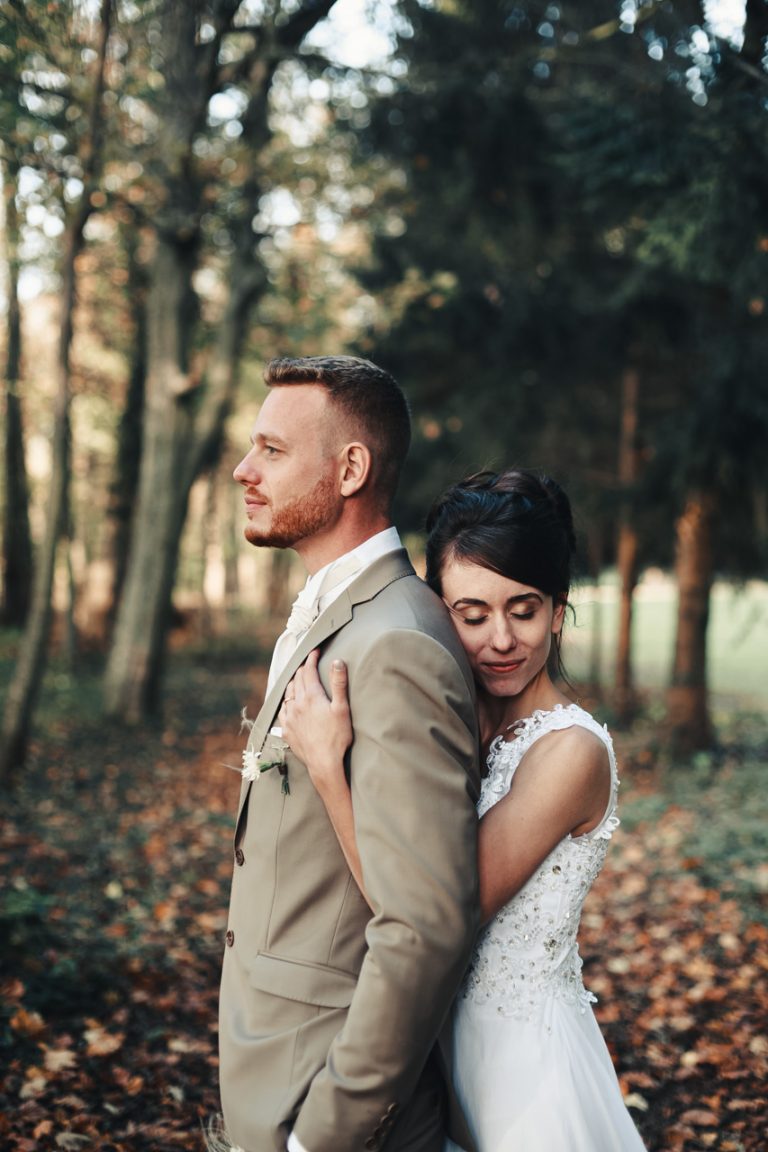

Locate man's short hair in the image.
[264,355,411,509]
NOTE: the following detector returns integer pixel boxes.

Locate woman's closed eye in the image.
[456,609,536,626]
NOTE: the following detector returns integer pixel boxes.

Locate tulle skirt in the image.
[444,995,647,1152]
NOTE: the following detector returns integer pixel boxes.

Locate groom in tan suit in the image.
[219,356,480,1152]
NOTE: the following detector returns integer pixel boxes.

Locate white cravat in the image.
[267,553,362,693]
[266,526,402,697]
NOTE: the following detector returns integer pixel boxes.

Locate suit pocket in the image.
[248,951,358,1009]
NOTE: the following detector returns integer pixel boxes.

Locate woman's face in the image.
[440,557,565,700]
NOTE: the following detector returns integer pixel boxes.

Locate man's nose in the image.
[233,449,257,485]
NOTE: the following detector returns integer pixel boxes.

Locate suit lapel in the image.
[236,548,414,826]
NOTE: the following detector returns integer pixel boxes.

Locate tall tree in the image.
[0,5,38,627]
[0,152,32,626]
[354,0,768,745]
[614,367,641,719]
[1,0,113,778]
[102,0,338,722]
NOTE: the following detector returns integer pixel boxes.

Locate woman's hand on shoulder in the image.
[278,649,353,795]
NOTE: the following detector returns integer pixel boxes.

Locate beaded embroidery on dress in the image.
[464,703,619,1021]
[445,704,647,1152]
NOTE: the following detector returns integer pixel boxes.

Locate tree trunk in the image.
[1,225,81,776]
[101,223,148,641]
[0,0,112,780]
[223,483,241,606]
[614,367,640,720]
[267,548,294,620]
[666,489,717,752]
[199,470,218,638]
[585,520,604,689]
[1,155,33,626]
[102,0,337,721]
[103,232,202,720]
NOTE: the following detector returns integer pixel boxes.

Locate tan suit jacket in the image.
[219,550,480,1152]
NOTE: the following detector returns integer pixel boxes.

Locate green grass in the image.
[619,709,768,925]
[568,574,768,705]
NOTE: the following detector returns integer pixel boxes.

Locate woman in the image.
[279,468,646,1152]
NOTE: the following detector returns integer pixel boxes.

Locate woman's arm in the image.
[477,725,612,923]
[279,650,370,904]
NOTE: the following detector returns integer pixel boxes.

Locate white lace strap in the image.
[515,706,620,839]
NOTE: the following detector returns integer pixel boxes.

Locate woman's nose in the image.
[490,616,517,651]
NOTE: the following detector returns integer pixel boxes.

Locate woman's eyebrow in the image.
[450,592,543,609]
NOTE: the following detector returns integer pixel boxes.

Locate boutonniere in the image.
[241,733,290,794]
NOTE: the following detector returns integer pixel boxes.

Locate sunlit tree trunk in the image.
[267,549,294,620]
[0,0,112,780]
[615,367,640,721]
[585,520,604,689]
[103,0,333,722]
[223,484,241,607]
[1,155,33,626]
[103,232,203,720]
[100,222,147,642]
[666,489,717,752]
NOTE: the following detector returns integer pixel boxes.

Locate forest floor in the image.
[1,631,767,1152]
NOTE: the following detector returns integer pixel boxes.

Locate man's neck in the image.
[297,518,394,576]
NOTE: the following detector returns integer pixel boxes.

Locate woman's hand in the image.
[278,650,368,904]
[278,649,353,795]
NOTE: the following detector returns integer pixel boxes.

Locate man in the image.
[218,356,480,1152]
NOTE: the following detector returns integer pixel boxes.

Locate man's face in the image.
[233,385,343,557]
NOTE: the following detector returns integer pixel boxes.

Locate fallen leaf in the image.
[10,1008,45,1037]
[43,1047,77,1073]
[83,1024,124,1057]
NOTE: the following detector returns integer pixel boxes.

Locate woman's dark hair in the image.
[425,468,577,676]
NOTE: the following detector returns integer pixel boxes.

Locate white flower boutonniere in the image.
[241,734,290,794]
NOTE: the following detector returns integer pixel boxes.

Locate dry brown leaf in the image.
[680,1108,720,1126]
[19,1075,47,1100]
[10,1008,45,1037]
[83,1024,125,1057]
[42,1047,77,1073]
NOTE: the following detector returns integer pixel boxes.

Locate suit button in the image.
[235,848,245,866]
[225,929,235,947]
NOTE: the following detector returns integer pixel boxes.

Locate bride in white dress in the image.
[281,468,646,1152]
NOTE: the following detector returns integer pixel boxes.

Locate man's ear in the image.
[339,442,372,497]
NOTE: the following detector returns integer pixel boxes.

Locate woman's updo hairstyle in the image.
[425,468,577,607]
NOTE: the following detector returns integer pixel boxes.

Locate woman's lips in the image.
[483,659,524,674]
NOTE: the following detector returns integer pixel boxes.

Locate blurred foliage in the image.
[2,0,767,735]
[347,0,768,579]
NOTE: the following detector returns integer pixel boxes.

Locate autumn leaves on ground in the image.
[1,640,767,1152]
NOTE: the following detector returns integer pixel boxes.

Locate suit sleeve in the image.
[292,628,480,1151]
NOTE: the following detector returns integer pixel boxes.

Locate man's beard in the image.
[244,470,339,549]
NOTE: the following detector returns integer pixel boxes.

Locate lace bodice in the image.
[461,704,620,1020]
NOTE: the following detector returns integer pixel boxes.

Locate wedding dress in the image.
[446,704,646,1152]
